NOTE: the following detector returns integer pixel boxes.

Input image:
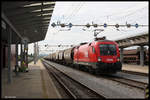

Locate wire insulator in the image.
[115,24,119,28]
[93,24,98,27]
[126,24,131,28]
[86,23,90,28]
[60,24,65,27]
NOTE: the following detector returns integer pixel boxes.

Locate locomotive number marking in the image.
[107,59,113,61]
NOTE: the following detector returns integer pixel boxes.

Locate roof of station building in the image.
[2,1,55,43]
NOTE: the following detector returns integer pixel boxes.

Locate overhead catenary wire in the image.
[56,3,78,23]
[65,2,85,23]
[60,3,77,23]
[63,3,79,22]
[51,2,85,34]
[98,5,147,21]
[89,5,147,27]
[58,2,85,23]
[57,3,148,29]
[42,2,148,55]
[107,6,148,24]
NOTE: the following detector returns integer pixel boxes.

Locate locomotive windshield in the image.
[99,44,117,56]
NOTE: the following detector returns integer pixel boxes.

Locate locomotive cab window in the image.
[99,44,117,56]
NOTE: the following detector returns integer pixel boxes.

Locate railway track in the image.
[66,63,148,90]
[42,60,106,99]
[44,59,148,92]
[69,62,148,90]
[121,70,148,76]
[101,74,148,90]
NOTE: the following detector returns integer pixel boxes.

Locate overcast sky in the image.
[27,1,148,55]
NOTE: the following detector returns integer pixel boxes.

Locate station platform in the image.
[122,64,149,74]
[2,59,61,98]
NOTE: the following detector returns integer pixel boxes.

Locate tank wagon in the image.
[63,47,75,65]
[58,50,64,64]
[44,39,122,74]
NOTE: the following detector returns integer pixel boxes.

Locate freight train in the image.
[44,37,122,74]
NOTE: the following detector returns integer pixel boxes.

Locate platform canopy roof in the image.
[115,32,149,48]
[2,1,55,44]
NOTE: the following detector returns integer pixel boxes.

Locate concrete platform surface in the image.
[2,59,61,98]
[122,64,149,74]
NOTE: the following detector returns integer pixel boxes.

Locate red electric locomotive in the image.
[44,37,122,74]
[73,39,122,74]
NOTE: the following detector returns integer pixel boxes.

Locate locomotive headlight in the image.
[98,57,101,61]
[117,57,120,61]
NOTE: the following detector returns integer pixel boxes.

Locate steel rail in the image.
[43,61,77,99]
[121,70,148,76]
[42,59,106,99]
[43,59,148,91]
[103,74,148,90]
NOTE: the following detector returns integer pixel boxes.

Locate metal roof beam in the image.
[4,4,55,15]
[2,1,55,43]
[16,17,50,22]
[19,25,48,30]
[8,13,52,21]
[16,25,49,32]
[2,1,37,9]
[1,11,23,40]
[14,22,49,27]
[18,25,49,30]
[14,19,50,25]
[9,14,52,22]
[22,28,47,32]
[7,9,53,18]
[17,24,49,29]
